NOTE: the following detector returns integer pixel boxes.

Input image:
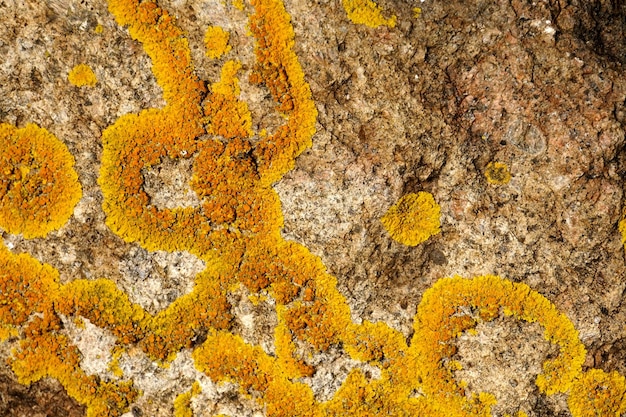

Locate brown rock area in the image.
[1,0,626,416]
[0,371,85,417]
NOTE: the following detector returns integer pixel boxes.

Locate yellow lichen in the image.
[411,274,587,415]
[4,0,626,416]
[342,0,396,28]
[0,123,81,238]
[68,63,98,87]
[108,346,125,377]
[0,324,17,341]
[381,191,441,246]
[484,161,511,185]
[204,25,232,59]
[568,369,626,417]
[174,381,201,417]
[618,211,626,248]
[94,24,104,34]
[232,0,245,10]
[0,244,139,417]
[204,60,253,138]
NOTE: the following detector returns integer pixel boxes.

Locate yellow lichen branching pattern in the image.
[341,0,396,28]
[173,381,201,417]
[0,245,139,417]
[2,0,626,416]
[0,123,82,238]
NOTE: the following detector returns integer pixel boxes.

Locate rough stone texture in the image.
[2,0,626,415]
[0,371,86,417]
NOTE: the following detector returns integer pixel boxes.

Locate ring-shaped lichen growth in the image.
[0,123,81,238]
[411,275,587,415]
[381,191,441,246]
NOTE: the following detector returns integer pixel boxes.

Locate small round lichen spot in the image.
[204,26,232,59]
[381,191,441,246]
[68,63,97,87]
[0,123,82,238]
[485,161,511,185]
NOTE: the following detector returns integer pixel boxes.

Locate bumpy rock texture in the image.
[2,0,626,416]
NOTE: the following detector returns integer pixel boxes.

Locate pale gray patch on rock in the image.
[118,349,265,417]
[117,246,204,314]
[143,156,200,210]
[274,132,392,261]
[454,315,568,417]
[504,118,546,156]
[227,286,278,356]
[299,345,382,402]
[118,349,202,416]
[60,315,117,380]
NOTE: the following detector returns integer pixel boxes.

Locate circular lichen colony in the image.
[381,191,441,246]
[0,123,82,238]
[68,63,98,87]
[484,161,511,185]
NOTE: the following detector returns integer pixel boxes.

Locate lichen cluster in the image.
[484,161,512,185]
[204,26,231,59]
[341,0,396,28]
[568,369,626,417]
[380,191,441,246]
[2,0,626,416]
[0,123,82,238]
[68,63,98,87]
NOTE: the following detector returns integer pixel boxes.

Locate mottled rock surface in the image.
[2,0,626,415]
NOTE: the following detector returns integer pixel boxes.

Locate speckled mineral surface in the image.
[2,0,626,416]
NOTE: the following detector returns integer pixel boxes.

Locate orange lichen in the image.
[0,123,82,238]
[0,244,139,417]
[411,275,586,415]
[204,60,253,139]
[381,191,441,246]
[341,0,396,28]
[68,63,98,87]
[484,161,511,185]
[568,369,626,417]
[0,244,59,331]
[204,25,231,59]
[4,0,626,416]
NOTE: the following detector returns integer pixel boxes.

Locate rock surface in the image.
[1,0,626,416]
